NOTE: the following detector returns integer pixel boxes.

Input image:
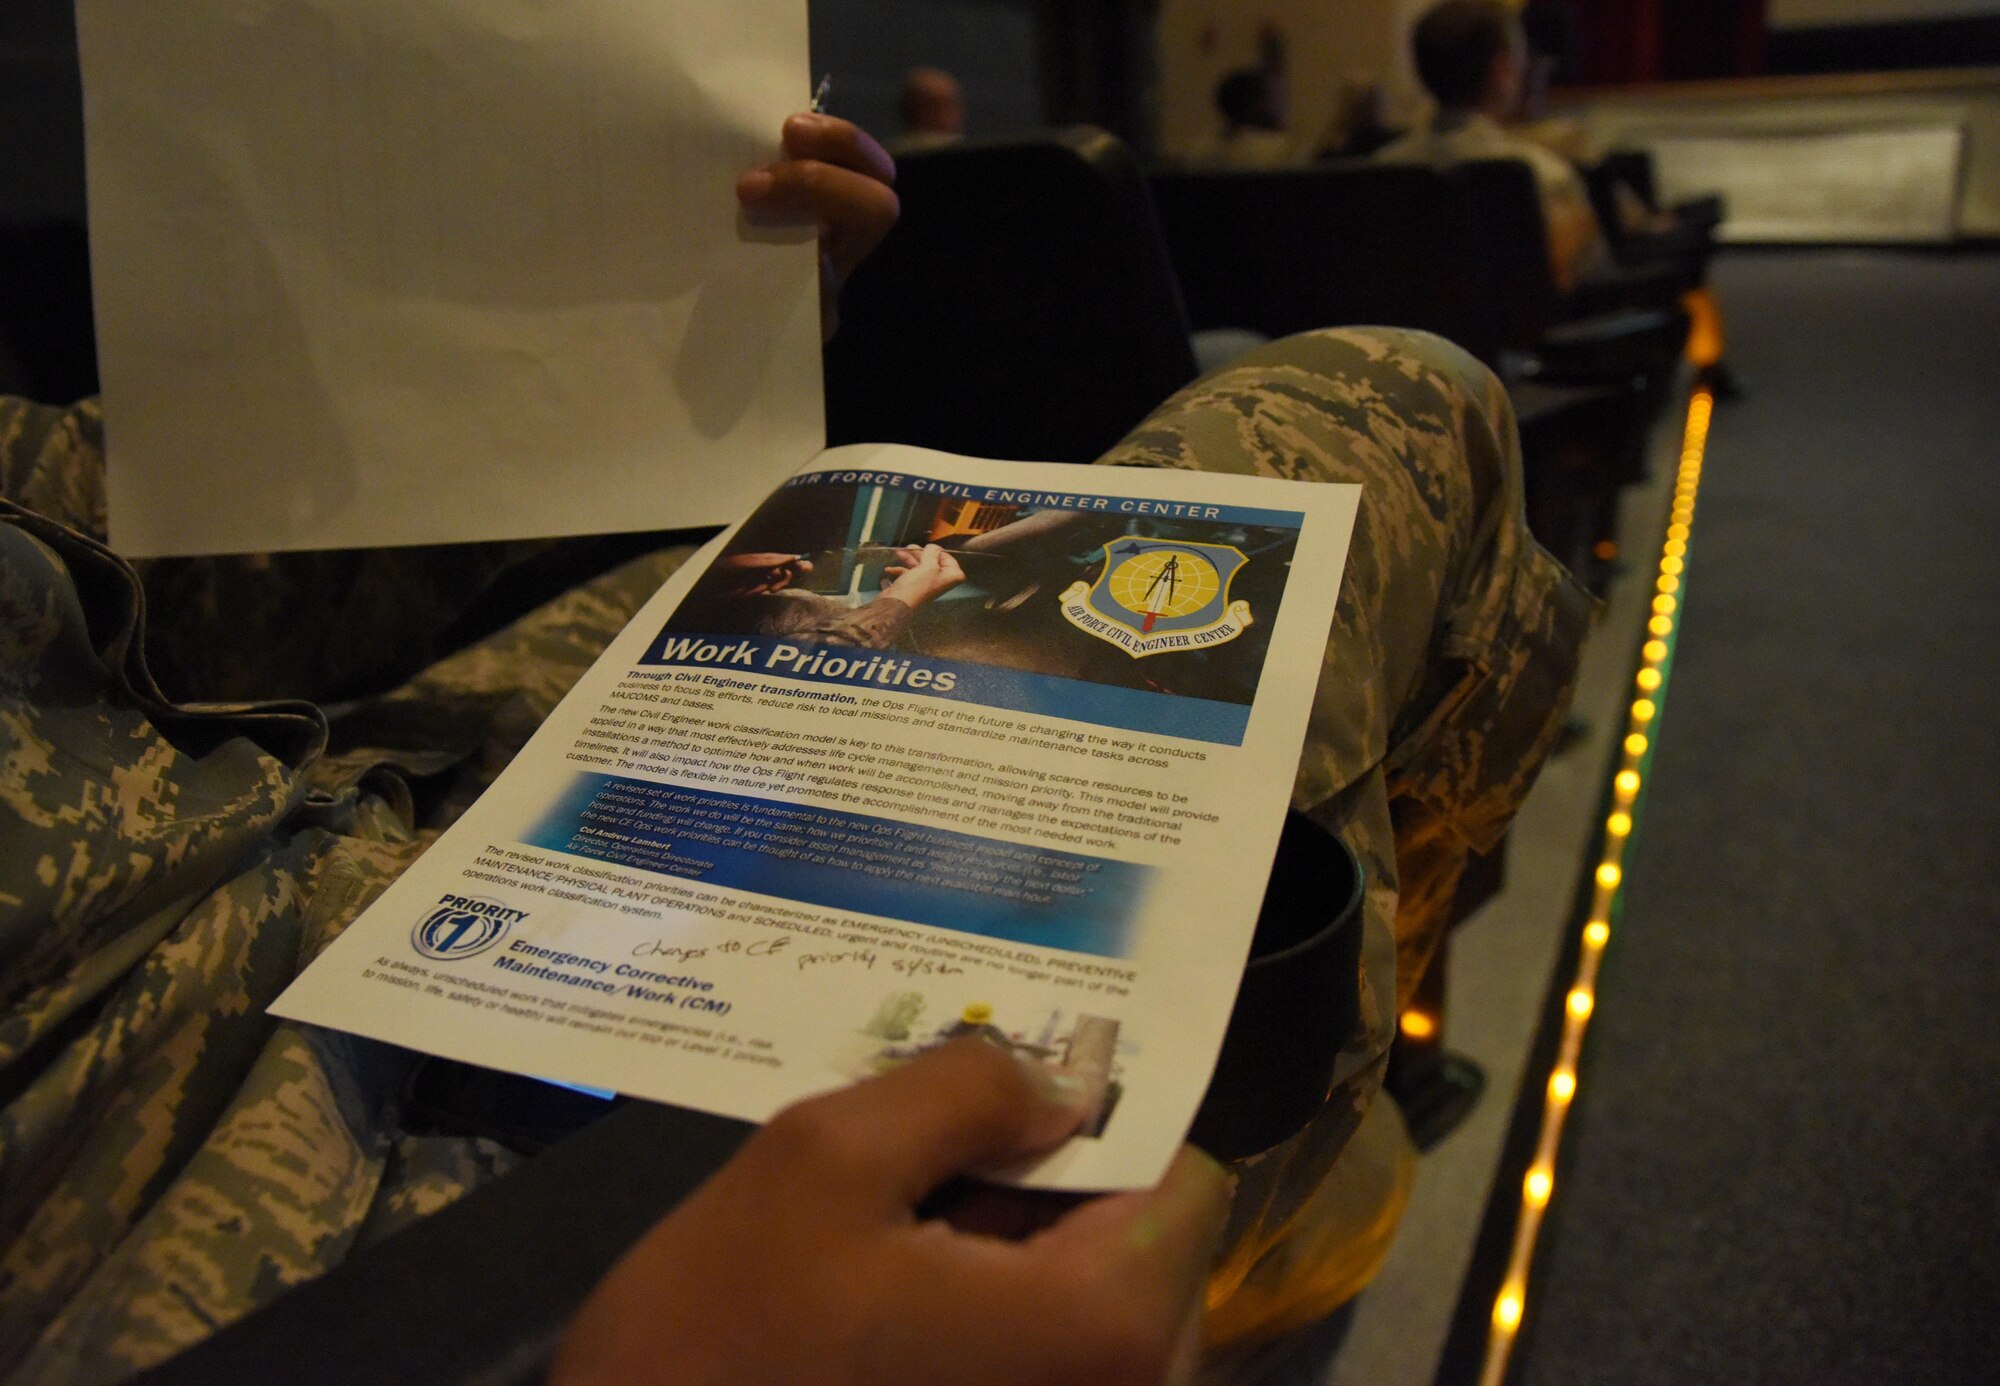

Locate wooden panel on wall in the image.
[1653,124,1964,239]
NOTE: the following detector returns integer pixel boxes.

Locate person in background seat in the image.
[1377,0,1610,294]
[893,67,967,154]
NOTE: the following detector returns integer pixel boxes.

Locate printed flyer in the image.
[272,443,1360,1189]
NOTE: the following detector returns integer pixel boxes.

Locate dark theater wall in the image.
[0,0,88,223]
[1,1,1049,224]
[1767,13,2000,71]
[809,0,1044,141]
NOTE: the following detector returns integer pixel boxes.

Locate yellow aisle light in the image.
[1524,1167,1554,1207]
[1478,387,1714,1386]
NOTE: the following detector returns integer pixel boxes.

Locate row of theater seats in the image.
[826,126,1714,1147]
[826,126,1708,594]
[0,131,1709,597]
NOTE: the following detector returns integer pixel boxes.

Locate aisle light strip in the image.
[1477,387,1716,1386]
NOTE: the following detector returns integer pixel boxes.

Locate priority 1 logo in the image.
[412,895,527,962]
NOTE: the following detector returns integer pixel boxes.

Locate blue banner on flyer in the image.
[653,472,1305,747]
[777,468,1306,532]
[639,632,1252,744]
[524,776,1149,958]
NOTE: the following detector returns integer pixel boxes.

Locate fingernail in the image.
[736,169,775,202]
[1015,1053,1091,1111]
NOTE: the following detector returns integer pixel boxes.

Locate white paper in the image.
[78,0,823,556]
[273,445,1360,1189]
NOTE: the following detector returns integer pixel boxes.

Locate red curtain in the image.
[1537,0,1765,87]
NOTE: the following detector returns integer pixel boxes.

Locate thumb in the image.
[1029,1145,1232,1322]
[752,1040,1089,1215]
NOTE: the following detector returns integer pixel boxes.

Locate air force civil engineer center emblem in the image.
[1059,540,1253,658]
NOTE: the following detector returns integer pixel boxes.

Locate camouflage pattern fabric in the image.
[0,326,1587,1380]
[1098,329,1592,1349]
[0,395,558,707]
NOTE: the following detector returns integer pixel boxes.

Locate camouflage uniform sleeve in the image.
[0,500,341,1378]
[1093,328,1588,1348]
[0,497,634,1381]
[0,397,107,540]
[0,391,559,706]
[0,389,703,1380]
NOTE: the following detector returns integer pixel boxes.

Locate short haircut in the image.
[899,67,961,132]
[1412,0,1517,110]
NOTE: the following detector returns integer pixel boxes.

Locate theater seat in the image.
[823,126,1198,465]
[0,220,99,404]
[1453,158,1688,393]
[1585,148,1726,271]
[1450,159,1692,588]
[1149,161,1504,361]
[1150,159,1650,588]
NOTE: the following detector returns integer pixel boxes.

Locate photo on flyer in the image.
[640,470,1307,746]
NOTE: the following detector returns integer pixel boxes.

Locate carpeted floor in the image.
[1515,250,2000,1384]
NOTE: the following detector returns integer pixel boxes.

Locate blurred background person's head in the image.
[1215,66,1284,136]
[1315,79,1397,160]
[1412,0,1529,119]
[898,66,966,147]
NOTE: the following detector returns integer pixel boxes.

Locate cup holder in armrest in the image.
[1187,810,1366,1162]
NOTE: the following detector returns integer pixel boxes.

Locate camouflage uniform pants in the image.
[0,328,1587,1382]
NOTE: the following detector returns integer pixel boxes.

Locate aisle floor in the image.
[1516,249,2000,1384]
[1253,249,2000,1386]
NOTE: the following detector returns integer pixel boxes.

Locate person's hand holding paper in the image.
[737,112,900,339]
[551,1041,1230,1386]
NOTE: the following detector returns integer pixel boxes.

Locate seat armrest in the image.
[1529,307,1689,384]
[1565,259,1688,317]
